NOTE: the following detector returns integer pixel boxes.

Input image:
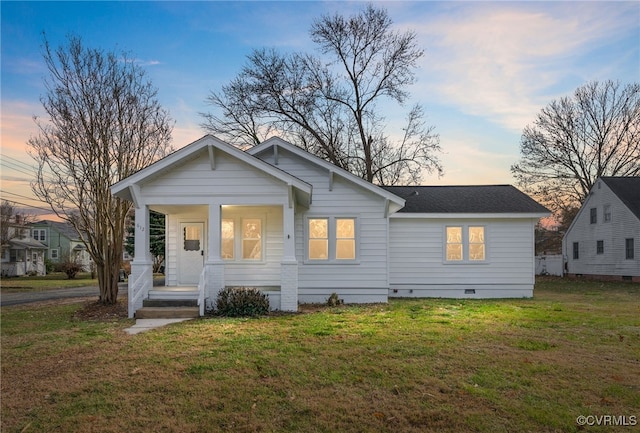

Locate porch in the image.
[126,203,299,319]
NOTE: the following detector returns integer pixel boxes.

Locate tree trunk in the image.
[97,258,119,304]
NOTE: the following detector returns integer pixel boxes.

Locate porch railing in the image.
[197,268,206,316]
[128,267,151,318]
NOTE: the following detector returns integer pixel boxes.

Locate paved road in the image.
[1,283,129,307]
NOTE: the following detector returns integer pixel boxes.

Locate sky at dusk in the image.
[1,1,639,219]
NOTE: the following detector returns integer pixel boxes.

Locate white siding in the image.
[258,148,390,303]
[140,149,287,202]
[563,181,640,277]
[389,217,537,298]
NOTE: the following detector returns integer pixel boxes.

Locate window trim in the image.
[50,248,59,260]
[32,228,46,242]
[443,225,488,264]
[304,216,359,264]
[220,216,266,263]
[573,242,579,260]
[603,204,611,223]
[596,240,604,255]
[625,238,635,260]
[590,208,597,224]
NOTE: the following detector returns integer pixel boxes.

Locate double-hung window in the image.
[307,217,357,261]
[626,238,635,260]
[590,208,597,224]
[445,226,486,262]
[32,229,46,242]
[221,218,263,261]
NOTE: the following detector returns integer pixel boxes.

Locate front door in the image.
[178,222,204,285]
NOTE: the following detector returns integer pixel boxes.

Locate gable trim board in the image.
[562,177,640,280]
[112,135,549,317]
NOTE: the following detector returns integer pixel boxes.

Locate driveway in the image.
[0,283,129,307]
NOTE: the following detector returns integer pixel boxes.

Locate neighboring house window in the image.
[573,242,579,260]
[307,217,357,261]
[590,208,597,224]
[50,249,59,260]
[596,240,604,255]
[603,205,611,222]
[221,219,235,259]
[10,249,25,262]
[445,226,486,262]
[626,238,635,260]
[32,253,38,262]
[242,219,262,260]
[32,229,46,242]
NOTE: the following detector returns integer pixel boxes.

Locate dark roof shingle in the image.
[600,177,640,221]
[382,185,549,214]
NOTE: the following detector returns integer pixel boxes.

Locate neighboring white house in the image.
[111,135,549,318]
[1,215,47,277]
[563,177,640,281]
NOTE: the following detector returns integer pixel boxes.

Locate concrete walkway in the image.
[124,318,194,335]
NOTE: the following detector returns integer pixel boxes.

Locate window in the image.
[336,219,355,260]
[603,205,611,222]
[307,217,357,261]
[183,225,201,251]
[309,218,329,260]
[597,240,604,255]
[573,242,579,260]
[445,226,486,262]
[626,238,635,260]
[446,227,463,261]
[32,229,46,242]
[221,219,235,259]
[50,249,59,260]
[590,208,597,224]
[242,219,262,260]
[221,217,264,261]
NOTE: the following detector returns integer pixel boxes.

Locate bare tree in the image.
[29,35,173,304]
[512,80,640,213]
[201,4,442,184]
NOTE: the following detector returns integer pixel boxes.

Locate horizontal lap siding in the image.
[564,183,640,277]
[389,218,535,286]
[140,150,286,199]
[261,150,389,290]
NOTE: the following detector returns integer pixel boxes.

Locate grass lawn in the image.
[0,273,98,292]
[1,277,638,432]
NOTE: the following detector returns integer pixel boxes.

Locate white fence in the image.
[535,254,563,276]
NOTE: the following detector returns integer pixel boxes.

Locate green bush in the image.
[215,287,270,317]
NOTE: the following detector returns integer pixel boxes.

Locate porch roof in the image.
[111,135,312,207]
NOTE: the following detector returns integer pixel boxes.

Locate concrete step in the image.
[143,298,198,308]
[135,306,200,319]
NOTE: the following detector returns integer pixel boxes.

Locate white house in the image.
[563,177,640,281]
[111,135,549,318]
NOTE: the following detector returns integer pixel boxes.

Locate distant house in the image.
[28,220,92,271]
[1,216,47,277]
[110,135,549,318]
[563,177,640,281]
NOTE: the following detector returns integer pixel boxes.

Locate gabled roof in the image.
[111,135,312,206]
[248,137,405,212]
[381,185,549,215]
[30,220,81,241]
[601,177,640,221]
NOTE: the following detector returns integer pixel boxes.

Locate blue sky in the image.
[1,1,639,216]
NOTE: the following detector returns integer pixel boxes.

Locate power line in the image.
[1,198,53,213]
[1,155,35,170]
[0,160,35,177]
[0,189,43,203]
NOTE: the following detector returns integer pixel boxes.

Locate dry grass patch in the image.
[2,278,639,432]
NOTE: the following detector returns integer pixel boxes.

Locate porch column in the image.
[281,204,298,311]
[205,203,225,310]
[128,205,153,318]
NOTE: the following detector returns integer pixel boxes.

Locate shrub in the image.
[327,292,344,307]
[215,287,269,317]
